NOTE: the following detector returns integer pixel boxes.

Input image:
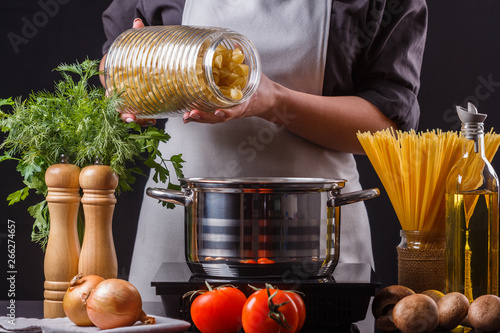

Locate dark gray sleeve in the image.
[324,0,428,131]
[101,0,185,54]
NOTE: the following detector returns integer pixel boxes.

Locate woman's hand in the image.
[182,73,278,124]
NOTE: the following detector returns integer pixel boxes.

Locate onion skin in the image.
[86,278,155,329]
[63,274,105,326]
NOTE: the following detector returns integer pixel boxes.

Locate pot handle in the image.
[328,188,380,207]
[146,187,192,207]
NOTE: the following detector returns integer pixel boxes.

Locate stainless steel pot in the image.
[147,177,379,278]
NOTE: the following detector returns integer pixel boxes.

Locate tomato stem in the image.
[183,281,241,301]
[265,284,293,330]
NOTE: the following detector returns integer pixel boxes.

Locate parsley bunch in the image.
[0,59,184,249]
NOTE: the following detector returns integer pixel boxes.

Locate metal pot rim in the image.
[180,177,347,191]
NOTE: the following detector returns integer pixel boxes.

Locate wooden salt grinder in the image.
[44,163,81,318]
[78,165,119,279]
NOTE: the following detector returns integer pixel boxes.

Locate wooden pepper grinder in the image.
[78,164,119,279]
[44,162,81,318]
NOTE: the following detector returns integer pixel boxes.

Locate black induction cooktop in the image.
[151,262,380,332]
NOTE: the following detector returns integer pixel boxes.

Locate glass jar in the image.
[397,230,446,293]
[104,25,261,118]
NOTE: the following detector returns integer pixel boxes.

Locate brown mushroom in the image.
[372,285,415,318]
[468,294,500,332]
[392,294,439,333]
[372,285,415,332]
[436,292,469,331]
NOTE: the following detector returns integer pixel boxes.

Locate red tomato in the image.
[285,291,306,332]
[258,257,275,264]
[190,285,247,333]
[242,286,299,333]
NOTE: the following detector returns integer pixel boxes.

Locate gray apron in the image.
[129,0,374,309]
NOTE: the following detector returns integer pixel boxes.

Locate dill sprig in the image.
[0,59,184,249]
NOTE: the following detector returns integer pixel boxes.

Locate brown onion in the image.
[86,278,155,329]
[63,273,105,326]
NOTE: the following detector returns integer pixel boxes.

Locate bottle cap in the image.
[456,102,487,123]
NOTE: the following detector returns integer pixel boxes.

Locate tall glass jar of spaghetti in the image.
[445,103,499,301]
[103,25,261,118]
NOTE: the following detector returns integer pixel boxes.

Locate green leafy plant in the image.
[0,59,184,249]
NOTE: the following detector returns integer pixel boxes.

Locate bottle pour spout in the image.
[456,102,487,124]
[457,103,487,153]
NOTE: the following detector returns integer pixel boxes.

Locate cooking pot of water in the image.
[147,177,379,278]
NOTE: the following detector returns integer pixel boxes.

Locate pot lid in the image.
[181,177,347,191]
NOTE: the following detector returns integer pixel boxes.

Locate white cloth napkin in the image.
[0,316,190,333]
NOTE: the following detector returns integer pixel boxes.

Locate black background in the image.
[0,0,500,303]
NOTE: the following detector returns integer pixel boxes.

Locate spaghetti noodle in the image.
[357,129,500,234]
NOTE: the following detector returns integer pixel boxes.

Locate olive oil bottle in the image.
[445,103,499,302]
